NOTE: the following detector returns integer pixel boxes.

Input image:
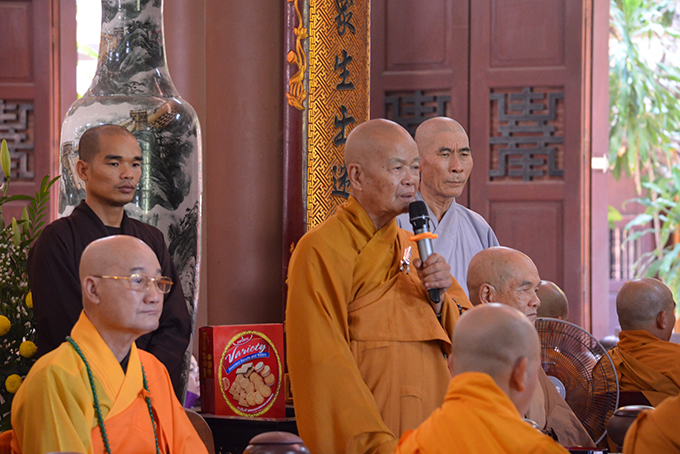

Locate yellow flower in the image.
[19,341,37,358]
[5,374,22,394]
[25,292,33,308]
[0,316,10,336]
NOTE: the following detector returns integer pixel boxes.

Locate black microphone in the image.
[408,201,440,304]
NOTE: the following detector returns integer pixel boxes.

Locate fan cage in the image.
[535,318,619,446]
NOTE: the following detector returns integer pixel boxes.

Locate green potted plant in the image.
[609,0,680,301]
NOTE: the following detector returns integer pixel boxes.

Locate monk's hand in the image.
[413,253,452,315]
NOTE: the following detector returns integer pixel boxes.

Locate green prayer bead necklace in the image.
[67,337,161,454]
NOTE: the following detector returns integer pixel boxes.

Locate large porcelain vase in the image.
[59,0,202,387]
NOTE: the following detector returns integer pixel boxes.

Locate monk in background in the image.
[395,304,569,454]
[609,278,680,406]
[623,391,680,453]
[467,246,594,447]
[537,280,569,320]
[286,119,471,454]
[395,117,498,297]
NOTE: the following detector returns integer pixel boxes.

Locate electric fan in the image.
[535,318,619,445]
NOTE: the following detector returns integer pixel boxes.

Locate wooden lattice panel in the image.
[384,89,452,136]
[0,99,35,181]
[489,87,564,182]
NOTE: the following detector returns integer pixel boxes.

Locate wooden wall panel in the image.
[385,0,448,70]
[470,0,591,328]
[0,0,59,225]
[371,0,470,203]
[204,1,285,325]
[490,0,565,67]
[490,201,564,286]
[0,3,32,80]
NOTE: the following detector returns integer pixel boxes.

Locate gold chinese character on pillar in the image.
[283,0,370,233]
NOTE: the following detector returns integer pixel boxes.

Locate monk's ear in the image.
[82,276,101,304]
[447,353,454,377]
[347,163,362,192]
[657,310,668,330]
[509,356,528,392]
[479,283,496,305]
[76,160,89,182]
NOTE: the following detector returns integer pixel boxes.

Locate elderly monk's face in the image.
[361,136,420,223]
[497,258,541,322]
[420,127,472,200]
[96,245,164,337]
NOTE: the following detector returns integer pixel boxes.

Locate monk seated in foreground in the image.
[608,278,680,406]
[9,236,208,454]
[286,119,471,454]
[623,390,680,453]
[537,280,569,320]
[395,304,569,454]
[467,246,594,447]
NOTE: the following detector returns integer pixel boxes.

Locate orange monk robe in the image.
[286,196,471,454]
[394,372,570,454]
[525,369,594,447]
[10,312,208,454]
[609,329,680,406]
[623,392,680,453]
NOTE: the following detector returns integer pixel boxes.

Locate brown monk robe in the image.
[467,247,595,448]
[395,304,569,454]
[537,280,570,320]
[623,392,680,453]
[286,119,471,454]
[609,278,680,406]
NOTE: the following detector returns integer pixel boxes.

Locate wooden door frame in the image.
[468,0,593,329]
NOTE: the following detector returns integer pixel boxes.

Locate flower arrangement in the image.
[0,139,58,431]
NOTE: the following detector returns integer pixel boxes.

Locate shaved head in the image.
[451,304,541,414]
[344,118,415,168]
[344,119,420,230]
[414,117,466,155]
[79,235,164,360]
[78,124,137,162]
[467,246,542,322]
[79,235,155,287]
[412,117,472,218]
[537,280,569,320]
[616,278,676,341]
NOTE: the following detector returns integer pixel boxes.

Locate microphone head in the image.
[409,201,429,230]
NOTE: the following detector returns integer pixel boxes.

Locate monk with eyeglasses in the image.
[27,124,191,399]
[9,235,208,454]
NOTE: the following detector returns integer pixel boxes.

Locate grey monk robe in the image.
[396,192,498,297]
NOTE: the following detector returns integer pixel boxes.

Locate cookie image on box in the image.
[217,330,282,416]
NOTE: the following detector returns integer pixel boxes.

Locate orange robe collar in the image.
[71,311,144,421]
[610,329,680,406]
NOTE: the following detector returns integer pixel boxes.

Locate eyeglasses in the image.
[94,274,173,294]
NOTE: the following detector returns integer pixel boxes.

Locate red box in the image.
[199,324,285,418]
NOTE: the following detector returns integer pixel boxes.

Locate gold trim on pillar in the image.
[286,0,308,110]
[306,0,369,229]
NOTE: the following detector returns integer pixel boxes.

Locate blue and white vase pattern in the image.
[59,0,202,346]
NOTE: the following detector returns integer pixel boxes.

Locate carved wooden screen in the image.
[370,0,471,203]
[468,0,591,328]
[370,0,592,328]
